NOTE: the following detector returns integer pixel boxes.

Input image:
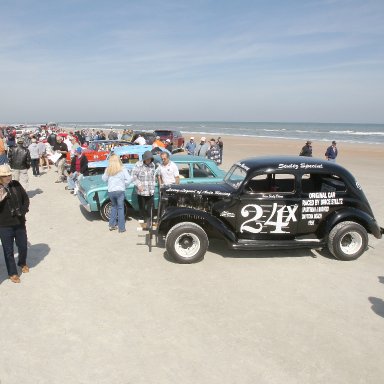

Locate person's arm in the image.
[80,156,88,174]
[101,169,109,182]
[123,168,132,186]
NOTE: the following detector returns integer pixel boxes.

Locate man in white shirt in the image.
[157,152,180,186]
[133,134,146,145]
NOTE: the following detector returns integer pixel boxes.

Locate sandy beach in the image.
[1,136,384,384]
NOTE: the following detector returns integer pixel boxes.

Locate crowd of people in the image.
[185,136,223,165]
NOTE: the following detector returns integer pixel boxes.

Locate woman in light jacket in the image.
[102,154,132,233]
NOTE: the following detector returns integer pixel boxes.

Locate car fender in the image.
[319,207,382,239]
[159,207,237,243]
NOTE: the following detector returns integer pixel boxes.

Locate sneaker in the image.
[109,226,118,231]
[118,229,126,233]
[55,180,62,183]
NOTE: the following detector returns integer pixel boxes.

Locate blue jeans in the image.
[67,172,83,191]
[108,190,125,231]
[0,153,8,165]
[0,224,28,276]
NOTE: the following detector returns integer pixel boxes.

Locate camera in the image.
[10,208,22,217]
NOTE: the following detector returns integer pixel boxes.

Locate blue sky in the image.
[1,0,383,123]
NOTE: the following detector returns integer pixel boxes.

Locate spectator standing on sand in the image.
[217,137,224,163]
[157,152,180,186]
[0,133,7,165]
[325,141,338,162]
[0,164,30,284]
[6,131,16,149]
[185,137,196,155]
[194,137,209,157]
[8,138,31,191]
[37,137,50,170]
[102,154,131,232]
[131,151,156,230]
[66,147,89,195]
[206,138,221,165]
[299,141,313,157]
[53,136,68,183]
[28,138,40,176]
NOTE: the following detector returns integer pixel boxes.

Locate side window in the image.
[177,163,190,179]
[193,163,215,178]
[301,173,346,194]
[245,173,295,193]
[121,154,139,164]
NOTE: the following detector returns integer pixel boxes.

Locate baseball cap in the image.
[200,137,206,141]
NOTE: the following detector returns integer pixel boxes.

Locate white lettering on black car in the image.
[240,203,298,234]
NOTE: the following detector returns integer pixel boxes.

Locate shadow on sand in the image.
[160,238,332,264]
[27,188,44,198]
[368,276,384,319]
[0,241,50,284]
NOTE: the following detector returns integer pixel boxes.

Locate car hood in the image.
[79,175,106,191]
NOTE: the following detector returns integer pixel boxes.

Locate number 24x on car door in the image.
[235,173,300,240]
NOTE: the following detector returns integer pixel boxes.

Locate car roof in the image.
[235,156,355,178]
[109,145,153,155]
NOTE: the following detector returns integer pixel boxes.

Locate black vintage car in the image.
[152,156,383,263]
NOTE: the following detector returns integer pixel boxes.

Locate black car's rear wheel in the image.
[165,222,208,263]
[328,221,368,261]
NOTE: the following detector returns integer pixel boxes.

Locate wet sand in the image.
[0,136,383,384]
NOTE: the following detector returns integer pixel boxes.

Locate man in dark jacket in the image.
[299,141,313,157]
[7,138,31,191]
[0,164,30,283]
[325,141,338,162]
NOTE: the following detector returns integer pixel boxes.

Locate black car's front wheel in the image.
[328,221,368,261]
[165,222,208,263]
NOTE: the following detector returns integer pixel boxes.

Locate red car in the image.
[65,140,132,165]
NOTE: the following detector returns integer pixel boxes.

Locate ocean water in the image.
[61,121,384,145]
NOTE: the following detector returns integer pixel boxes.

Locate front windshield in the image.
[224,164,247,189]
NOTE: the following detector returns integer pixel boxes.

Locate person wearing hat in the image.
[164,138,173,153]
[0,164,30,283]
[66,146,89,194]
[7,137,31,190]
[194,137,209,157]
[299,140,313,157]
[152,136,166,149]
[102,154,132,232]
[185,137,196,155]
[131,150,156,229]
[325,140,338,162]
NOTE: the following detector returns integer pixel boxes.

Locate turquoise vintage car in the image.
[77,154,226,221]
